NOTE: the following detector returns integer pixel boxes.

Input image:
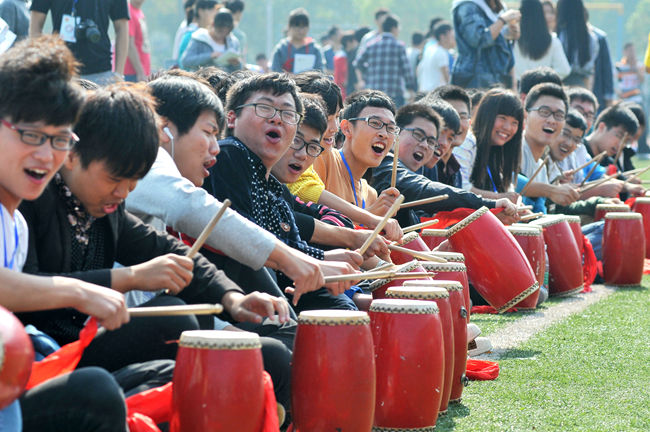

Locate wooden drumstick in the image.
[187,199,231,258]
[400,194,449,209]
[579,159,605,188]
[519,212,545,222]
[390,139,400,189]
[613,132,628,167]
[622,166,650,187]
[517,205,533,212]
[568,151,607,177]
[520,155,550,196]
[402,219,440,234]
[387,244,448,263]
[128,303,224,317]
[358,195,405,255]
[578,173,617,193]
[323,271,437,283]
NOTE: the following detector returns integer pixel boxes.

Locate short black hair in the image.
[381,15,399,33]
[469,89,485,112]
[73,83,159,179]
[519,66,562,95]
[395,103,441,136]
[594,105,639,137]
[411,31,425,46]
[418,94,461,134]
[341,31,356,48]
[327,25,340,38]
[354,27,370,42]
[375,7,390,20]
[524,82,568,112]
[149,74,225,135]
[196,0,218,12]
[293,70,342,116]
[0,35,84,126]
[567,86,599,112]
[565,108,588,132]
[213,8,234,29]
[619,101,645,129]
[433,21,452,40]
[299,93,328,136]
[341,89,396,120]
[224,0,244,13]
[428,17,444,36]
[431,85,471,112]
[225,73,304,135]
[288,8,309,27]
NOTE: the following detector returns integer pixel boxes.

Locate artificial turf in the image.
[436,281,649,431]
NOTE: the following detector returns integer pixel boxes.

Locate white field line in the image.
[475,284,617,360]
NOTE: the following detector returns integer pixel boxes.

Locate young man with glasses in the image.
[519,83,580,208]
[370,103,517,226]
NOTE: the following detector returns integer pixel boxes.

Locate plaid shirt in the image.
[353,32,416,102]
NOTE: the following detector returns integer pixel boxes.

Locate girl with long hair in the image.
[469,88,524,202]
[514,0,570,82]
[556,0,599,87]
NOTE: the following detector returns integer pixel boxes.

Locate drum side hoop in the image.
[372,426,436,431]
[507,227,543,236]
[604,282,643,288]
[634,197,650,204]
[386,289,449,300]
[496,282,539,313]
[396,231,421,246]
[421,229,448,237]
[420,263,467,272]
[369,300,439,314]
[368,261,421,291]
[564,215,581,223]
[549,285,583,297]
[531,217,565,228]
[595,204,630,211]
[427,252,465,262]
[604,213,642,220]
[297,316,371,326]
[445,206,489,238]
[178,340,262,350]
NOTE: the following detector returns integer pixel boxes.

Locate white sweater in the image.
[514,34,571,81]
[126,147,276,270]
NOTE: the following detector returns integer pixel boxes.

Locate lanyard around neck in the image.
[1,207,19,270]
[339,150,365,209]
[486,166,498,193]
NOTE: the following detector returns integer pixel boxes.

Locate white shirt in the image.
[520,139,561,186]
[0,204,28,271]
[453,131,477,191]
[417,42,449,92]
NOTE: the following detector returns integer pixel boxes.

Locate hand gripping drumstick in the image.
[358,195,405,255]
[400,194,449,209]
[128,303,224,317]
[578,173,618,193]
[186,199,231,258]
[401,219,440,234]
[519,212,545,222]
[520,154,550,197]
[387,244,448,263]
[323,270,437,283]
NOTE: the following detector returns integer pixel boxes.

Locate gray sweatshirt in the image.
[126,147,276,270]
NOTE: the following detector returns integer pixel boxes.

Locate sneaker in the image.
[468,337,492,357]
[466,323,481,344]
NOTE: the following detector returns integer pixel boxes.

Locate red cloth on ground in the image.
[26,318,98,389]
[643,259,650,275]
[625,197,637,208]
[606,164,618,176]
[466,359,500,380]
[470,305,518,314]
[581,236,598,292]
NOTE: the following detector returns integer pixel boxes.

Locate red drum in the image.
[369,261,431,299]
[531,216,583,296]
[0,306,34,409]
[421,229,449,250]
[171,331,264,432]
[446,207,538,313]
[594,203,630,222]
[292,311,376,431]
[430,251,465,263]
[388,284,453,415]
[419,261,471,322]
[391,231,432,265]
[632,197,650,258]
[603,213,645,286]
[506,225,544,310]
[564,215,584,256]
[369,299,444,430]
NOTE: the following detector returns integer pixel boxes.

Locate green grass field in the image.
[435,279,650,431]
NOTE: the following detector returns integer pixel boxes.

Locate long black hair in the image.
[556,0,591,67]
[470,89,523,192]
[518,0,552,60]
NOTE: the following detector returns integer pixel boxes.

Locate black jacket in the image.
[370,153,496,226]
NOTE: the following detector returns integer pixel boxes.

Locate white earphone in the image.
[163,127,175,158]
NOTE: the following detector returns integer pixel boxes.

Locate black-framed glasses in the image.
[572,105,595,121]
[1,118,78,150]
[290,135,324,157]
[561,128,583,145]
[348,116,400,135]
[403,127,439,149]
[527,106,566,121]
[235,103,302,125]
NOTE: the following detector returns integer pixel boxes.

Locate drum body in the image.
[532,216,583,296]
[632,197,650,259]
[506,226,545,309]
[391,232,431,265]
[565,216,584,256]
[603,213,645,286]
[388,284,453,415]
[171,331,264,432]
[594,204,630,222]
[292,311,376,431]
[369,299,443,430]
[421,229,448,250]
[447,207,538,312]
[420,261,471,322]
[0,306,34,410]
[369,261,430,299]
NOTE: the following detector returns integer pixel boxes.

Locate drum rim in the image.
[395,230,421,246]
[563,215,581,224]
[369,298,440,314]
[390,284,450,298]
[497,281,539,313]
[419,261,467,272]
[403,279,463,290]
[531,215,566,228]
[179,330,262,350]
[421,228,448,237]
[604,212,642,220]
[446,206,489,238]
[368,261,421,291]
[506,225,544,236]
[634,197,650,204]
[426,251,465,262]
[595,204,631,211]
[298,310,370,325]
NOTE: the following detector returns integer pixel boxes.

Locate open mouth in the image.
[496,131,510,141]
[559,143,570,154]
[288,162,303,173]
[323,136,335,147]
[371,142,386,155]
[204,158,216,170]
[25,168,48,181]
[433,148,443,158]
[542,127,555,135]
[266,129,282,142]
[412,151,424,162]
[102,202,120,214]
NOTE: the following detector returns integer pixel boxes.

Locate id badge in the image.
[60,14,77,43]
